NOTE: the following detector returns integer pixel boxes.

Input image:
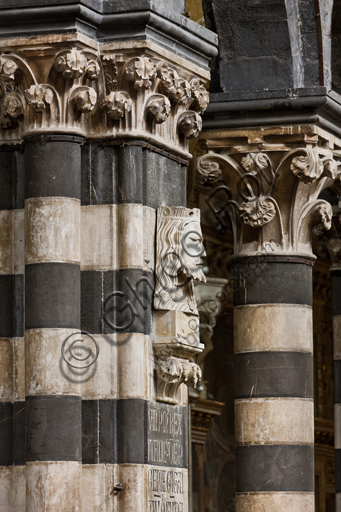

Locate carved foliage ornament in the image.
[178,111,202,139]
[54,49,100,80]
[196,148,340,255]
[146,94,171,124]
[71,86,97,113]
[102,91,132,120]
[124,56,156,90]
[0,57,18,82]
[25,84,54,111]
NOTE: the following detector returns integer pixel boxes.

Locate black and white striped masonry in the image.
[0,146,25,510]
[24,135,83,512]
[80,141,189,510]
[233,257,314,512]
[332,266,341,511]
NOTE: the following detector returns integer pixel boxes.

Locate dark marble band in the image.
[0,146,24,210]
[82,399,188,468]
[81,268,154,335]
[235,445,314,493]
[81,143,186,208]
[25,395,82,462]
[336,449,341,493]
[233,261,313,306]
[235,352,314,399]
[25,263,80,330]
[0,274,24,338]
[0,401,26,466]
[332,273,341,316]
[25,140,82,199]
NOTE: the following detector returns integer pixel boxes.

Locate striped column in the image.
[80,141,188,511]
[233,257,314,512]
[332,264,341,510]
[0,146,25,512]
[24,135,82,512]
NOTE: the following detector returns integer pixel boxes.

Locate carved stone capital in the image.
[196,131,341,258]
[0,46,209,156]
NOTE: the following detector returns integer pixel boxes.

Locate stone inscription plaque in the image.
[148,467,186,512]
[147,402,187,468]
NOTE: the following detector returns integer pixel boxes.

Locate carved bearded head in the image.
[154,205,206,315]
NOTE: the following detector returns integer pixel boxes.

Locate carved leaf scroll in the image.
[102,54,118,93]
[25,84,54,111]
[102,91,132,119]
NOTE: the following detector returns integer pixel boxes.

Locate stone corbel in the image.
[155,356,202,405]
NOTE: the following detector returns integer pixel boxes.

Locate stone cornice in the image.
[203,88,341,138]
[0,0,218,70]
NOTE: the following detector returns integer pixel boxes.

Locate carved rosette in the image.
[101,91,132,120]
[0,92,23,128]
[190,78,209,114]
[196,147,341,258]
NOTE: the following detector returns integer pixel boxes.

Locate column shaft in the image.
[233,258,314,512]
[0,147,25,512]
[333,270,341,511]
[24,136,82,512]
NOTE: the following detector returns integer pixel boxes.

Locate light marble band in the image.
[236,492,314,511]
[234,304,313,354]
[25,197,80,265]
[81,204,155,272]
[235,398,314,446]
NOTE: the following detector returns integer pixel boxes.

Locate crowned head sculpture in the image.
[154,205,206,315]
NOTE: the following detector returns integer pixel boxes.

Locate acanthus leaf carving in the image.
[239,196,277,227]
[25,84,54,111]
[290,148,324,184]
[71,86,97,113]
[0,92,23,128]
[155,356,202,404]
[124,56,156,90]
[54,49,99,81]
[157,62,191,105]
[146,94,171,124]
[313,203,333,236]
[101,91,132,120]
[190,78,209,114]
[101,54,118,93]
[178,111,202,139]
[197,159,222,186]
[54,49,87,79]
[0,57,18,82]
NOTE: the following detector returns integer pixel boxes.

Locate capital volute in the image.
[196,146,340,258]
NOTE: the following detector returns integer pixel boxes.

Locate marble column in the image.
[197,125,341,511]
[0,3,217,511]
[328,235,341,511]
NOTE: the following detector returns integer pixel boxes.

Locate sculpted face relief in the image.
[154,206,206,315]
